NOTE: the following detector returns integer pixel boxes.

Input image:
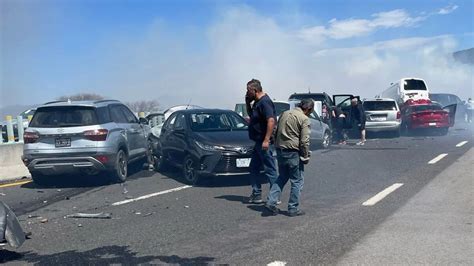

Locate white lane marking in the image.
[112,185,192,206]
[428,153,448,164]
[268,261,287,266]
[456,141,468,147]
[362,183,404,206]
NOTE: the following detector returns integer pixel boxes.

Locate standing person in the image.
[466,98,474,123]
[265,99,314,216]
[351,97,366,145]
[245,79,278,204]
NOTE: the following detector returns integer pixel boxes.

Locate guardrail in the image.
[1,115,33,144]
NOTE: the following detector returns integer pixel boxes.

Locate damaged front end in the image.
[0,201,26,248]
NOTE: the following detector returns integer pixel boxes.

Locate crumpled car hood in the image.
[0,201,25,248]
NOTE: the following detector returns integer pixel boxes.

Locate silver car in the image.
[22,100,155,184]
[363,98,401,137]
[276,100,332,149]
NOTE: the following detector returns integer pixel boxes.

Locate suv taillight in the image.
[84,129,108,141]
[24,132,39,144]
[396,111,401,119]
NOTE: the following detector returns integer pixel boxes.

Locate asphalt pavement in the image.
[1,122,473,265]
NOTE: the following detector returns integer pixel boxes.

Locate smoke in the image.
[1,4,472,110]
[95,6,472,109]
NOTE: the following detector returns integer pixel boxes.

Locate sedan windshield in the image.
[190,112,248,132]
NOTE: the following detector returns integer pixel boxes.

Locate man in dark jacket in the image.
[245,79,278,204]
[351,97,366,145]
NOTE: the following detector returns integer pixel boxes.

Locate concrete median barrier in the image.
[0,143,30,182]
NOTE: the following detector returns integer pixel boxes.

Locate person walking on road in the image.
[245,79,278,204]
[351,97,366,145]
[265,99,314,216]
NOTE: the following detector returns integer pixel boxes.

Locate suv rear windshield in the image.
[404,79,427,91]
[363,101,397,111]
[30,106,99,128]
[289,94,329,103]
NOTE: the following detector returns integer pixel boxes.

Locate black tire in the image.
[321,130,331,149]
[110,149,128,183]
[31,172,49,186]
[182,155,200,185]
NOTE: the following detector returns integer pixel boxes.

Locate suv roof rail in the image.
[43,100,68,105]
[93,99,121,104]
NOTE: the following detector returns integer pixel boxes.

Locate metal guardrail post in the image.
[17,116,25,143]
[6,115,14,143]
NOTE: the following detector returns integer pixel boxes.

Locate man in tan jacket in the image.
[265,99,314,217]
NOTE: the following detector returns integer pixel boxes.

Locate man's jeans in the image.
[267,149,304,212]
[249,141,278,197]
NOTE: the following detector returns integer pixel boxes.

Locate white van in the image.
[379,78,429,105]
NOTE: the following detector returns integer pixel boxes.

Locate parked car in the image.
[288,92,335,113]
[275,100,332,149]
[429,93,467,121]
[362,98,401,137]
[1,108,36,142]
[22,100,155,185]
[155,109,254,184]
[400,103,455,135]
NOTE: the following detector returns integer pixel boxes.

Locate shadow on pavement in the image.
[215,194,249,204]
[247,204,278,217]
[158,168,252,188]
[20,162,155,189]
[0,246,213,264]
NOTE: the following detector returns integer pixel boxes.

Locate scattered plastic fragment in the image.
[65,212,112,219]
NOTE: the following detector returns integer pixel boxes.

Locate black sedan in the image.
[155,109,254,184]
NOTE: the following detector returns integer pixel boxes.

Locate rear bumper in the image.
[365,121,400,132]
[410,121,450,129]
[22,153,117,175]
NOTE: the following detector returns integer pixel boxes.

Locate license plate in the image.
[429,122,436,126]
[55,138,71,147]
[236,158,251,168]
[372,117,387,121]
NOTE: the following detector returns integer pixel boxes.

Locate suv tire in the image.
[321,130,331,149]
[111,149,128,183]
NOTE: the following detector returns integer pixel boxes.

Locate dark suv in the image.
[23,100,155,184]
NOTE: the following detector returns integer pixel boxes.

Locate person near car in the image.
[245,79,278,204]
[332,106,347,145]
[265,99,314,217]
[351,97,366,145]
[466,98,474,123]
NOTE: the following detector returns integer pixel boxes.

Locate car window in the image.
[275,103,290,117]
[110,105,128,123]
[363,101,397,111]
[404,79,427,91]
[120,105,138,124]
[190,112,248,131]
[96,106,112,124]
[30,106,99,128]
[412,105,443,112]
[174,114,186,129]
[163,113,178,130]
[310,110,320,121]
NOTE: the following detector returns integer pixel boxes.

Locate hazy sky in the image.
[1,0,473,110]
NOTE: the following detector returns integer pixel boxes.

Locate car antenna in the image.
[185,98,192,110]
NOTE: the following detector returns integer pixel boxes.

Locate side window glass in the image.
[164,113,178,130]
[96,107,111,124]
[120,106,138,124]
[110,106,128,123]
[174,114,186,129]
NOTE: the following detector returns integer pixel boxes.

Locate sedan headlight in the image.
[195,141,225,151]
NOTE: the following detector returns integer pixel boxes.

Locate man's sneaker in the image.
[356,141,365,146]
[248,194,263,204]
[276,200,282,205]
[288,210,305,217]
[264,204,279,215]
[338,140,347,145]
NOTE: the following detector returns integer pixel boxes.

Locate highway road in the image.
[1,123,473,264]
